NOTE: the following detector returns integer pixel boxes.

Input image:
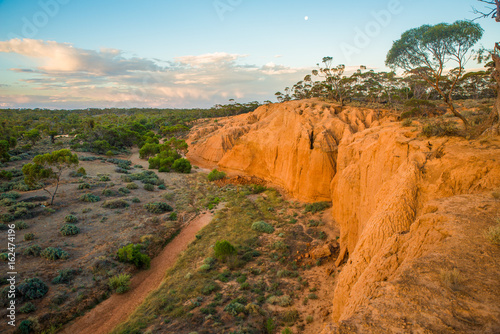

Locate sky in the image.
[0,0,497,109]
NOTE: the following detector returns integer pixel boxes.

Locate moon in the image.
[304,16,309,21]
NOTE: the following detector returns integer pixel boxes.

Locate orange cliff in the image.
[187,99,500,333]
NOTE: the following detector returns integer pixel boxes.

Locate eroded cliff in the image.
[187,99,500,333]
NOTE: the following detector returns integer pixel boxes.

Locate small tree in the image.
[22,149,79,205]
[25,129,41,146]
[386,21,483,130]
[312,57,351,106]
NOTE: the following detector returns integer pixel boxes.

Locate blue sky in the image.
[0,0,497,109]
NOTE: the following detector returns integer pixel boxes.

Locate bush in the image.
[15,221,29,230]
[131,197,141,203]
[41,247,69,260]
[77,167,86,175]
[64,215,78,223]
[102,199,129,209]
[172,158,192,173]
[251,185,267,194]
[144,183,155,191]
[158,184,166,190]
[251,221,275,234]
[80,193,100,202]
[19,318,39,334]
[304,201,331,214]
[24,233,35,241]
[78,183,91,190]
[168,212,178,221]
[60,224,80,236]
[421,120,461,138]
[117,244,151,269]
[214,240,236,261]
[208,169,226,181]
[23,245,42,256]
[144,202,173,214]
[224,300,246,316]
[0,192,20,200]
[401,119,413,127]
[126,183,139,190]
[99,175,111,182]
[158,167,169,173]
[118,187,130,195]
[201,281,220,295]
[19,302,36,314]
[267,295,292,307]
[18,278,48,300]
[108,273,131,294]
[52,269,80,284]
[102,189,115,196]
[485,218,500,245]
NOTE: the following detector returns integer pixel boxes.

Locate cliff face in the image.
[188,99,500,333]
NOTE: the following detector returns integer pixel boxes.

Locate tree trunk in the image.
[492,52,500,127]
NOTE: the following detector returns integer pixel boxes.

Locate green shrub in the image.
[80,193,100,202]
[168,212,178,221]
[172,158,192,173]
[102,199,129,209]
[52,268,79,284]
[144,202,173,214]
[77,167,86,175]
[251,221,274,234]
[158,167,169,173]
[108,273,131,294]
[64,214,78,223]
[117,244,151,269]
[126,183,139,190]
[158,184,167,190]
[60,224,79,236]
[131,197,141,203]
[207,169,226,181]
[201,281,220,295]
[99,175,111,182]
[0,192,20,200]
[118,187,130,195]
[23,233,35,241]
[19,318,39,334]
[401,119,413,127]
[304,201,331,214]
[41,247,69,260]
[23,245,42,256]
[224,300,246,316]
[144,183,155,191]
[18,278,48,300]
[15,221,29,230]
[19,302,36,314]
[251,184,267,194]
[214,240,236,261]
[267,295,292,307]
[78,183,91,190]
[102,189,115,196]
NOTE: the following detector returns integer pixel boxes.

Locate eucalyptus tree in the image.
[312,57,351,106]
[386,21,483,129]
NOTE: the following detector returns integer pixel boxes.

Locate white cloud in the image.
[0,39,309,108]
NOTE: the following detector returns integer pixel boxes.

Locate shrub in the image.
[485,218,500,245]
[78,183,91,190]
[102,189,115,196]
[158,184,167,190]
[108,273,131,294]
[52,268,79,284]
[158,167,169,173]
[126,183,139,190]
[214,240,236,261]
[251,221,275,234]
[201,281,220,295]
[168,212,178,221]
[64,214,78,223]
[23,245,42,256]
[117,244,151,269]
[304,201,331,214]
[15,221,29,230]
[131,197,141,203]
[118,187,130,195]
[144,183,155,191]
[24,233,35,241]
[102,199,129,209]
[19,318,39,334]
[421,120,461,138]
[60,224,79,236]
[207,169,226,181]
[18,278,48,300]
[251,184,267,194]
[99,175,111,182]
[224,300,246,316]
[440,269,463,290]
[77,167,86,175]
[306,315,314,323]
[144,202,173,214]
[19,302,36,314]
[0,192,20,200]
[41,247,69,260]
[80,193,100,202]
[172,158,192,173]
[401,119,413,127]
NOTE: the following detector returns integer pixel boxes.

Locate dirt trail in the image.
[61,212,212,334]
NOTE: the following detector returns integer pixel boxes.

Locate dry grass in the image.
[440,268,463,291]
[484,218,500,246]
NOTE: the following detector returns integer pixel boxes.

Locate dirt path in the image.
[61,213,213,334]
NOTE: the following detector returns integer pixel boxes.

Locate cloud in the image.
[0,39,309,108]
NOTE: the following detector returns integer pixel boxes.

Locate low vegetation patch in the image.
[144,202,173,214]
[117,244,151,269]
[304,201,331,214]
[79,193,100,203]
[108,274,131,294]
[102,199,129,209]
[41,247,69,260]
[485,218,500,245]
[251,221,275,234]
[60,224,80,236]
[207,169,226,181]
